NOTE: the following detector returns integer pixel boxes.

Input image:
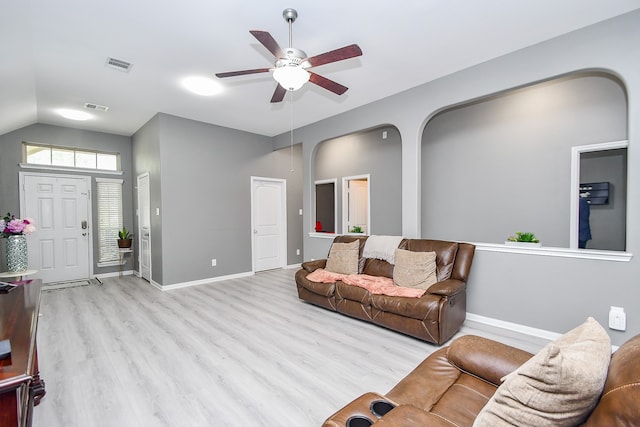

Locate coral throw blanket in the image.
[306,269,426,298]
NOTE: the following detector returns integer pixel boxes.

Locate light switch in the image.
[156,208,160,216]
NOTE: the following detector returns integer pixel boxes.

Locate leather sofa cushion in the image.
[447,335,533,386]
[335,281,371,304]
[371,292,441,320]
[362,257,394,278]
[295,270,336,297]
[406,240,458,282]
[583,334,640,426]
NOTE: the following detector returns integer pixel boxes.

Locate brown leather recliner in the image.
[296,236,475,345]
[323,334,640,427]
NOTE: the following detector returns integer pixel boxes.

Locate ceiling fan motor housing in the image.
[276,48,310,69]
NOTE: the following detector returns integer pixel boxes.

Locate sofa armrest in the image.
[426,279,465,297]
[374,405,454,427]
[447,335,533,386]
[301,259,327,273]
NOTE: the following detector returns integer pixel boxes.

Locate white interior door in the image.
[252,178,286,272]
[137,173,151,282]
[21,173,91,283]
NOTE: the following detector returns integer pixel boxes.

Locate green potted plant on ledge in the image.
[349,226,364,234]
[505,231,541,248]
[117,227,133,248]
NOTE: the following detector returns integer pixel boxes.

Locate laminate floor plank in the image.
[33,269,546,427]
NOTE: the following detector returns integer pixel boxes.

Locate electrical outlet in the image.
[296,249,300,256]
[299,209,303,216]
[211,259,217,267]
[609,306,626,331]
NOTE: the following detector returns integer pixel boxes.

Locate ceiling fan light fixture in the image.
[273,65,310,91]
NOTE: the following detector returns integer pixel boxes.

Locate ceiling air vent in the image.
[84,102,109,112]
[105,57,133,72]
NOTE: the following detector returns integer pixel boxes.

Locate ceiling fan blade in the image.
[270,84,287,103]
[309,72,348,95]
[250,30,285,59]
[306,44,363,68]
[215,68,271,78]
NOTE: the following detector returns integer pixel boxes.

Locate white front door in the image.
[21,173,91,283]
[137,173,151,282]
[251,178,286,272]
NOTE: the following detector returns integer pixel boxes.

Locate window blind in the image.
[96,178,124,263]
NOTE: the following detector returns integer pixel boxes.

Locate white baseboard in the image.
[158,271,255,291]
[285,263,301,270]
[466,312,562,342]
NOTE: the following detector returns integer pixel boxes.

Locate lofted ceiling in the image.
[2,1,639,138]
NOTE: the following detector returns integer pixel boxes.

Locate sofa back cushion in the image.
[582,333,640,426]
[361,239,407,278]
[406,240,459,282]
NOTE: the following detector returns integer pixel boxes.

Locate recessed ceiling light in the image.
[182,76,222,96]
[58,109,93,121]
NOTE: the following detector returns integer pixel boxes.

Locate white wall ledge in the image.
[307,234,632,262]
[474,242,632,262]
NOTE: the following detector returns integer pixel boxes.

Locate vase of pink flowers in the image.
[1,213,36,272]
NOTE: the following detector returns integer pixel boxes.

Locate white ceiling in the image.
[2,1,639,138]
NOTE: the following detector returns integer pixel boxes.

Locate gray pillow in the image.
[473,317,611,427]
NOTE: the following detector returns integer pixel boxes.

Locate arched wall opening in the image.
[420,71,628,249]
[312,125,402,236]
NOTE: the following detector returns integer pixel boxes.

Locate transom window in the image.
[23,142,120,171]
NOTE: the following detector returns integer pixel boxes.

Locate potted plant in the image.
[350,226,363,234]
[117,227,133,248]
[505,231,541,247]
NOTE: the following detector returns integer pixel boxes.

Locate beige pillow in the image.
[473,317,611,427]
[325,240,359,275]
[392,249,437,289]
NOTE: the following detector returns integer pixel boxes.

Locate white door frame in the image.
[137,172,151,282]
[19,171,93,279]
[250,176,287,272]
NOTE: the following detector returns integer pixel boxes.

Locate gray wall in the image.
[131,114,164,284]
[273,10,640,346]
[132,113,303,287]
[580,149,627,251]
[421,73,626,247]
[314,126,402,235]
[0,123,133,275]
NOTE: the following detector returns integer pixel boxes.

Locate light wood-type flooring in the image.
[33,269,548,427]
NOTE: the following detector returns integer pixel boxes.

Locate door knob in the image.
[254,230,258,234]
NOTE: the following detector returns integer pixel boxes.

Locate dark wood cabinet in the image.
[0,280,45,427]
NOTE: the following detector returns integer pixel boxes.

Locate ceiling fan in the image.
[215,8,363,103]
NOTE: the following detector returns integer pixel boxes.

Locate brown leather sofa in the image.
[295,236,475,345]
[323,333,640,427]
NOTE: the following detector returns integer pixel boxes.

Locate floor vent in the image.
[84,102,109,112]
[105,57,133,72]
